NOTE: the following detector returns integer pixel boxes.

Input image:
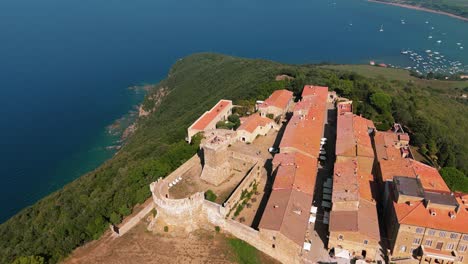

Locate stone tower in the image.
[200,129,236,186]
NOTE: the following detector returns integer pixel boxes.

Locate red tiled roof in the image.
[302,85,329,100]
[272,152,318,195]
[237,113,273,133]
[333,158,360,203]
[335,113,374,158]
[392,192,468,233]
[280,88,327,158]
[374,131,450,192]
[191,100,232,131]
[258,90,293,110]
[259,189,313,246]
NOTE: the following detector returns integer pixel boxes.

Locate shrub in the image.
[164,226,169,232]
[205,190,217,202]
[215,226,221,233]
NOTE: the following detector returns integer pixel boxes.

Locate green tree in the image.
[12,256,45,264]
[370,92,392,113]
[440,167,468,193]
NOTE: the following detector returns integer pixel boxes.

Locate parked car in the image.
[268,147,279,154]
[320,150,326,155]
[321,137,327,142]
[319,156,327,161]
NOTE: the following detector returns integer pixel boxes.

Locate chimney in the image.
[449,211,456,219]
[429,209,437,216]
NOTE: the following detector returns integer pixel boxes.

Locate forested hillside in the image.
[1,53,466,263]
[375,0,468,19]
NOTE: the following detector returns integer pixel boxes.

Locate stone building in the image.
[384,177,467,264]
[328,107,381,261]
[187,99,232,143]
[236,113,279,143]
[199,129,237,186]
[258,89,293,119]
[259,86,328,259]
[373,130,468,263]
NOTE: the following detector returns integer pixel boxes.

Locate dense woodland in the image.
[0,53,466,263]
[378,0,468,19]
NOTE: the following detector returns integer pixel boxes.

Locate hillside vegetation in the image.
[375,0,468,19]
[0,53,467,263]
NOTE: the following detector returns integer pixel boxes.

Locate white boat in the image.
[437,40,442,43]
[425,50,432,53]
[428,36,433,39]
[379,24,384,32]
[457,42,461,46]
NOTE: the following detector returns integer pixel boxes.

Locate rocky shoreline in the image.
[368,0,468,22]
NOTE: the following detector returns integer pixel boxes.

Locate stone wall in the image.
[149,153,300,264]
[223,162,263,214]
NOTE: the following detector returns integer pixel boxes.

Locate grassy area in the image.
[320,65,468,89]
[227,238,262,264]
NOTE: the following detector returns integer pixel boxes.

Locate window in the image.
[428,230,436,236]
[446,243,455,250]
[450,233,459,240]
[272,236,276,241]
[338,235,344,241]
[364,240,369,245]
[416,227,424,234]
[463,235,468,241]
[425,240,433,247]
[413,238,422,244]
[459,244,467,252]
[439,231,447,238]
[400,246,407,253]
[458,256,464,262]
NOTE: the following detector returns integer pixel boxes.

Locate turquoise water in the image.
[0,0,467,222]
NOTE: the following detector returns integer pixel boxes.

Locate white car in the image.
[320,150,326,155]
[319,156,327,161]
[321,137,327,141]
[268,147,279,154]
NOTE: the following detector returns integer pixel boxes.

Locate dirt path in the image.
[63,223,235,264]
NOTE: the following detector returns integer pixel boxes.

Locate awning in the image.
[323,193,332,201]
[335,248,351,259]
[309,215,316,223]
[310,206,318,214]
[303,242,312,251]
[322,200,332,208]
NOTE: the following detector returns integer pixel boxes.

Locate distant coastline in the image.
[368,0,468,22]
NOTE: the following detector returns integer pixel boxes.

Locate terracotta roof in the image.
[392,191,468,233]
[259,189,313,246]
[333,158,360,203]
[337,101,353,115]
[258,90,293,110]
[410,160,450,192]
[191,100,232,131]
[237,113,273,133]
[272,152,318,195]
[329,199,380,240]
[335,113,374,158]
[280,90,327,158]
[374,131,450,192]
[302,85,329,99]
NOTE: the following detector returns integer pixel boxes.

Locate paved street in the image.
[302,102,342,264]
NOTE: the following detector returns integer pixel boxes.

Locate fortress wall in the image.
[116,202,155,236]
[223,162,263,213]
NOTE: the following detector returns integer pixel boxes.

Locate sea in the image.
[0,0,467,223]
